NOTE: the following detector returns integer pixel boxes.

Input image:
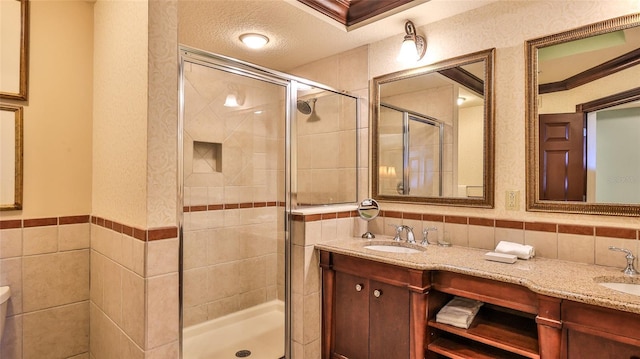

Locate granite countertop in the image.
[315,236,640,315]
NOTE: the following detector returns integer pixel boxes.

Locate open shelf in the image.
[428,306,540,359]
[428,335,532,359]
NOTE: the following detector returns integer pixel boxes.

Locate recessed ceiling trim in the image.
[297,0,417,28]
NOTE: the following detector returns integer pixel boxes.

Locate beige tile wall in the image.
[291,212,361,359]
[89,219,179,359]
[0,218,91,359]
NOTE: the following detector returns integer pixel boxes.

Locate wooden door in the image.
[369,280,410,359]
[334,272,369,359]
[539,113,586,201]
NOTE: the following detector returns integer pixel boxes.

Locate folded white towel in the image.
[495,241,535,259]
[435,296,483,329]
[436,310,476,329]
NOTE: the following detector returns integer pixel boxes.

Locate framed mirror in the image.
[1,104,24,211]
[371,48,495,208]
[0,0,30,101]
[525,13,640,216]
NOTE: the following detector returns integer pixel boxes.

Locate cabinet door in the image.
[566,330,640,359]
[369,279,410,359]
[334,272,369,359]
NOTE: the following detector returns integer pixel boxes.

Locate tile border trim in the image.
[290,209,639,241]
[0,215,178,242]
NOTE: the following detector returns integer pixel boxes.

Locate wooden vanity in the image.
[317,241,640,359]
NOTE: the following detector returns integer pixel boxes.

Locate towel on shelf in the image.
[495,241,535,260]
[435,296,483,329]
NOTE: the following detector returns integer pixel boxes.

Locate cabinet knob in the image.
[373,289,382,298]
[355,284,363,292]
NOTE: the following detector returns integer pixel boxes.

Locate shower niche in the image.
[192,141,222,173]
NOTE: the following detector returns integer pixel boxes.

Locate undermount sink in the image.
[363,243,425,254]
[595,276,640,296]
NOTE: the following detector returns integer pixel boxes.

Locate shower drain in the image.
[235,350,251,358]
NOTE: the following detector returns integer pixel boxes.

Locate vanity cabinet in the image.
[319,251,429,359]
[562,300,640,358]
[426,271,562,359]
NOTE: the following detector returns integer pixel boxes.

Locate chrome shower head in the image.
[296,98,317,115]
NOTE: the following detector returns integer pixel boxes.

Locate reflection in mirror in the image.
[372,49,495,207]
[1,104,23,210]
[526,13,640,216]
[295,83,358,207]
[357,198,379,238]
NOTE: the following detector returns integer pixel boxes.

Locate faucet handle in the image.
[421,227,438,245]
[609,246,639,276]
[388,224,403,241]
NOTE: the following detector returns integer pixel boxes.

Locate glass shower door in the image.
[179,54,289,359]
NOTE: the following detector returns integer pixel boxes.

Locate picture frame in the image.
[0,103,24,211]
[1,0,30,101]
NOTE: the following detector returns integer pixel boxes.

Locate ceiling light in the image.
[240,33,269,49]
[397,20,426,63]
[457,97,466,106]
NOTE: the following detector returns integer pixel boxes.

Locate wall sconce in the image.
[224,85,245,108]
[457,97,466,106]
[397,20,426,63]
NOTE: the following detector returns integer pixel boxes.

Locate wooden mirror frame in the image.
[371,48,495,208]
[525,13,640,216]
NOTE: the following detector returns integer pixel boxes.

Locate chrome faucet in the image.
[609,246,639,276]
[389,224,415,244]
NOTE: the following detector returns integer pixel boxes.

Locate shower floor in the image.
[183,300,285,359]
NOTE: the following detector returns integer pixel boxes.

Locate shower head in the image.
[296,98,316,115]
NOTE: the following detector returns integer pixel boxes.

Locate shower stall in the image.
[178,47,358,359]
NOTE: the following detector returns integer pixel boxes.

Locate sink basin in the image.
[364,244,424,254]
[598,282,640,296]
[595,276,640,296]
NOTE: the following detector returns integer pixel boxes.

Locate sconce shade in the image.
[397,20,426,62]
[224,93,239,107]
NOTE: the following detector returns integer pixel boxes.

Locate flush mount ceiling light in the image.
[240,33,269,49]
[397,20,426,63]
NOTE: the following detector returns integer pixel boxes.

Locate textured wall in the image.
[92,0,149,228]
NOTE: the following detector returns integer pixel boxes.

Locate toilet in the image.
[0,286,10,342]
